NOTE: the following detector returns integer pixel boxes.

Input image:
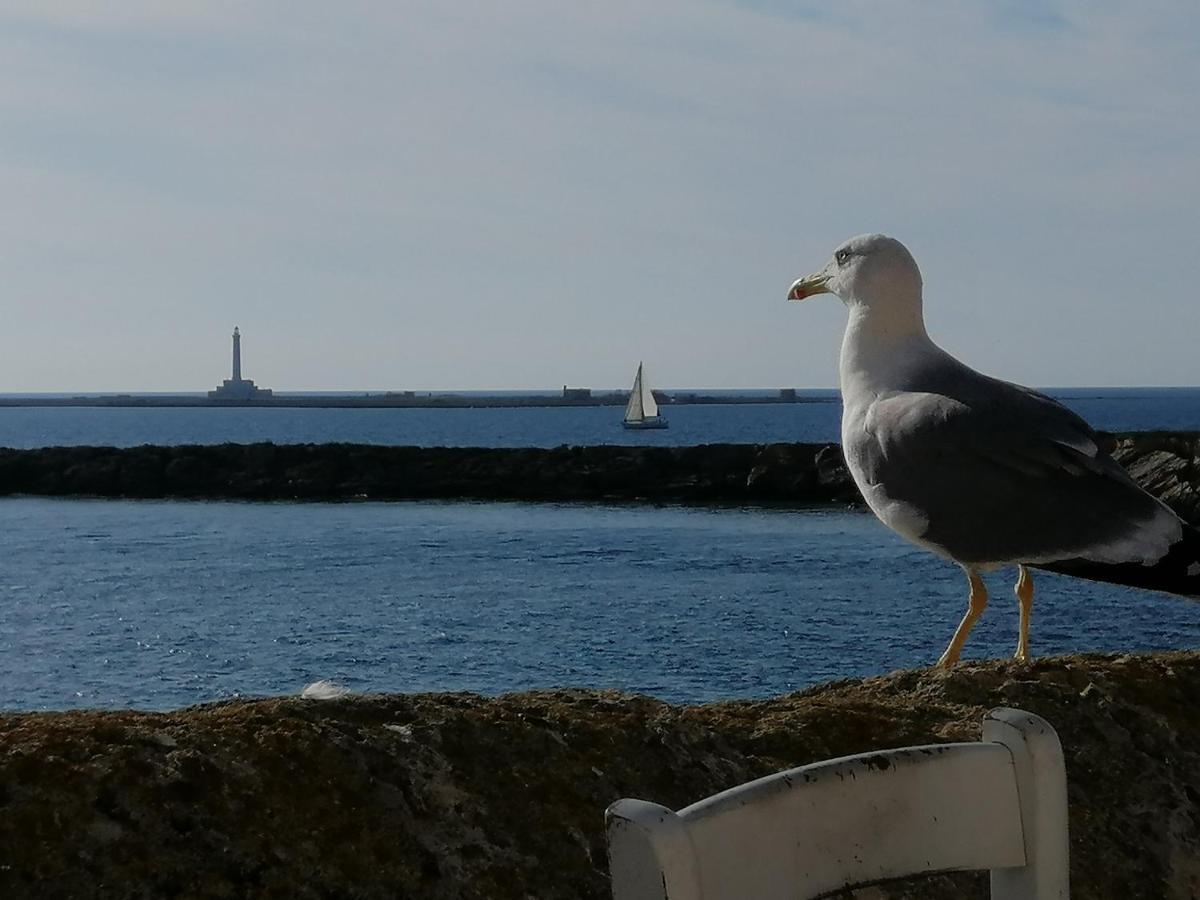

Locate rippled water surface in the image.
[1,387,1197,448]
[3,498,1197,711]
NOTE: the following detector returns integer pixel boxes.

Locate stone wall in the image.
[2,653,1199,898]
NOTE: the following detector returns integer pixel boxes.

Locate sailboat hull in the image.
[622,417,668,430]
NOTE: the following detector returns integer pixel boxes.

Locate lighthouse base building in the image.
[208,327,273,401]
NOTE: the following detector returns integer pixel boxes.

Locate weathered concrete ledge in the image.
[2,653,1199,899]
[0,431,1197,520]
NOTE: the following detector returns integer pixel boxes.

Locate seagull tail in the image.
[1034,522,1200,600]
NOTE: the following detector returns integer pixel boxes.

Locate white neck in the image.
[838,298,935,398]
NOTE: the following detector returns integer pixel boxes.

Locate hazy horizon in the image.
[4,384,1199,397]
[4,3,1199,392]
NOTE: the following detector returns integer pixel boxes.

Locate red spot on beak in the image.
[788,274,830,301]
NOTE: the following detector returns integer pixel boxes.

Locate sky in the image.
[2,1,1198,391]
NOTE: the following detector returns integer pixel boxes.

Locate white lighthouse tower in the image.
[208,326,272,401]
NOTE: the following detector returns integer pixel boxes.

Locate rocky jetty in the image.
[2,653,1200,899]
[0,431,1197,519]
[0,441,858,503]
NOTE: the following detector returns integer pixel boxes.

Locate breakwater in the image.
[0,433,1197,523]
[0,441,860,504]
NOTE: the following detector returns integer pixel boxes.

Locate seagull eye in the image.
[835,249,850,265]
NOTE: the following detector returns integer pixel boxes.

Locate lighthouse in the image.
[208,327,273,401]
[232,327,243,381]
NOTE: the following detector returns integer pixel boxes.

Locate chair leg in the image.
[937,570,988,668]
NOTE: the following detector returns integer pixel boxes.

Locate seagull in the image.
[788,233,1200,667]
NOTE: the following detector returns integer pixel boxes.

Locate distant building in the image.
[562,386,592,400]
[208,327,273,400]
[779,388,797,401]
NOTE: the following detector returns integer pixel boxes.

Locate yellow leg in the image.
[1014,565,1034,663]
[936,571,988,668]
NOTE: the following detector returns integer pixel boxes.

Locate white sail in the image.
[622,361,666,428]
[624,363,646,422]
[639,365,659,418]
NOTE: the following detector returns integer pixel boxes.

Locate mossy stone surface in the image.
[3,653,1200,898]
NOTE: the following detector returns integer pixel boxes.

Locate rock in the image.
[299,680,350,700]
[1110,432,1200,524]
[814,443,857,498]
[746,442,820,499]
[2,653,1200,898]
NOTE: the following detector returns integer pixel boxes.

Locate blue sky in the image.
[2,1,1198,391]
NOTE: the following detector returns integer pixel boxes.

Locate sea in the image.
[2,387,1199,712]
[3,387,1200,449]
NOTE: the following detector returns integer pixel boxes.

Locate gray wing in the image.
[853,366,1182,566]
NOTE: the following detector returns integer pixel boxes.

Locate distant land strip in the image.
[0,390,822,409]
[0,433,1196,523]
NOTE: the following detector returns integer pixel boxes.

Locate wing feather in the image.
[848,372,1181,566]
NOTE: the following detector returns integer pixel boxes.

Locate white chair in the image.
[606,707,1068,899]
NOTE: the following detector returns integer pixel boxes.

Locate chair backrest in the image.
[606,707,1068,900]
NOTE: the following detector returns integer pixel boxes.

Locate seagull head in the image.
[788,234,923,310]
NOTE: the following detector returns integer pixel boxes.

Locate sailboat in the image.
[622,362,668,429]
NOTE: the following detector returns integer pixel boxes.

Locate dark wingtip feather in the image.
[1034,523,1200,599]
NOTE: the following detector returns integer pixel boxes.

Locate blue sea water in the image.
[0,387,1197,449]
[1,387,1198,712]
[2,498,1198,712]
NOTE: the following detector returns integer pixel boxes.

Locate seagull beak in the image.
[787,270,832,301]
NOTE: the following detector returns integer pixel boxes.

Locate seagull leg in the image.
[936,571,988,668]
[1014,565,1034,663]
